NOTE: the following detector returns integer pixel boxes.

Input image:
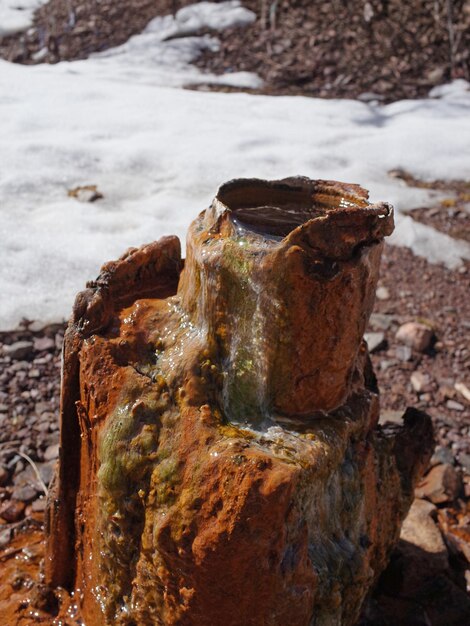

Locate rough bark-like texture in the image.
[45,178,434,626]
[44,237,183,589]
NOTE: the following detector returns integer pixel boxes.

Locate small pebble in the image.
[0,499,26,523]
[396,345,413,362]
[376,286,390,300]
[33,336,55,352]
[396,322,434,352]
[458,452,470,473]
[379,410,403,426]
[12,485,39,503]
[0,527,12,549]
[2,341,34,360]
[446,399,465,412]
[44,443,59,462]
[455,381,470,402]
[410,371,430,393]
[430,446,454,467]
[364,332,386,353]
[415,463,461,504]
[32,498,47,513]
[368,313,394,331]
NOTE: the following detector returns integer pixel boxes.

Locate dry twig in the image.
[0,448,49,496]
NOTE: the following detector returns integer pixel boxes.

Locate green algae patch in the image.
[96,389,170,622]
[152,456,180,508]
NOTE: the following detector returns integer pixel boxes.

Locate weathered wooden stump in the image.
[45,177,433,625]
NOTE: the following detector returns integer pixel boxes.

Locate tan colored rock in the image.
[379,409,403,426]
[455,381,470,403]
[44,178,433,626]
[447,399,465,411]
[364,332,385,353]
[415,463,461,504]
[375,285,390,300]
[410,371,431,393]
[2,340,34,360]
[400,498,448,571]
[396,321,434,352]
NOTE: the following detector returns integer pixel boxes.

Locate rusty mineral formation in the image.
[45,177,434,626]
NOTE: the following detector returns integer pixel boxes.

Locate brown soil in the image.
[370,245,470,449]
[197,0,470,101]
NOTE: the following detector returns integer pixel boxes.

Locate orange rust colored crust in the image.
[41,178,432,626]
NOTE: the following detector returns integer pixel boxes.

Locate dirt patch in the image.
[197,0,470,102]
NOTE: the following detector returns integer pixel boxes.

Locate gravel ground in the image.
[0,324,62,539]
[371,246,470,443]
[197,0,470,101]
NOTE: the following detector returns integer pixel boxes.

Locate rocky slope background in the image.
[1,0,470,101]
[0,1,469,625]
[198,0,470,101]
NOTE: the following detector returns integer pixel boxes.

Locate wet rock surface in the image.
[0,189,468,623]
[0,241,468,624]
[34,178,434,625]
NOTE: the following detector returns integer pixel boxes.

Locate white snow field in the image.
[0,0,48,36]
[1,1,470,329]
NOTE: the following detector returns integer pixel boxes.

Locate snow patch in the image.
[429,79,470,100]
[156,1,257,38]
[86,0,262,90]
[0,0,47,36]
[0,4,469,329]
[390,215,470,270]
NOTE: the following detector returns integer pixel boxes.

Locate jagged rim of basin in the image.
[209,176,394,242]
